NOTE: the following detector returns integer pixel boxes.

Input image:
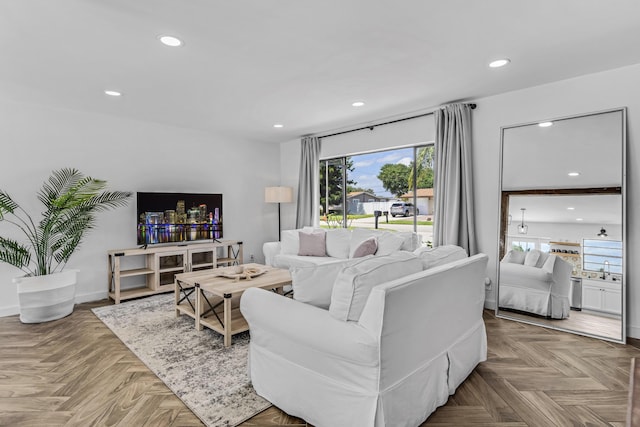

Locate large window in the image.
[319,145,433,245]
[583,239,623,274]
[508,237,550,253]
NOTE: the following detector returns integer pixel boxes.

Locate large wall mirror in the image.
[496,108,626,343]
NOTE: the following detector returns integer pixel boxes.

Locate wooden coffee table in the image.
[174,263,291,346]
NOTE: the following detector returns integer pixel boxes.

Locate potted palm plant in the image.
[0,168,131,323]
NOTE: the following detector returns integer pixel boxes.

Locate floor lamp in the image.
[265,186,293,241]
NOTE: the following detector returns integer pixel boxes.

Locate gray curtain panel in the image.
[296,136,321,228]
[433,104,477,255]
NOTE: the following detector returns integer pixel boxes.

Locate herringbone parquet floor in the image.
[0,300,638,426]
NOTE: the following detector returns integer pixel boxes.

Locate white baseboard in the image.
[0,306,19,318]
[76,290,109,304]
[484,298,496,310]
[0,290,109,319]
[626,324,640,340]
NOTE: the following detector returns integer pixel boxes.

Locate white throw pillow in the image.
[375,232,406,256]
[502,250,526,265]
[325,228,351,259]
[414,245,468,270]
[291,258,369,309]
[330,252,423,322]
[280,230,300,255]
[524,249,541,267]
[536,251,550,268]
[396,231,421,251]
[298,230,327,256]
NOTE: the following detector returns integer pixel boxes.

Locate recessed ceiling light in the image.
[273,124,284,128]
[159,35,183,47]
[489,58,510,68]
[538,121,553,127]
[567,207,575,210]
[568,172,580,177]
[104,90,122,97]
[352,101,365,107]
[576,218,584,221]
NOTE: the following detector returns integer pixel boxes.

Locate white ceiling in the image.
[2,1,640,143]
[509,194,622,225]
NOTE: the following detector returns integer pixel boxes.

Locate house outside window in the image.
[319,145,434,245]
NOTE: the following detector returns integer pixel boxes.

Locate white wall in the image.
[280,63,640,337]
[0,100,280,316]
[320,114,434,159]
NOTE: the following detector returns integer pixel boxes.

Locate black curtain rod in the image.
[318,103,476,139]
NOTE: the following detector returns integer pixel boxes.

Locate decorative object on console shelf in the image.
[0,168,131,323]
[264,186,293,241]
[136,192,222,246]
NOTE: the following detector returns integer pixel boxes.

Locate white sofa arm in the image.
[240,288,378,364]
[550,256,572,295]
[262,241,281,266]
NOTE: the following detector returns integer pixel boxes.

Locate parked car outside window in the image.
[390,202,419,217]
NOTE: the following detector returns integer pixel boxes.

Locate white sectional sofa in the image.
[241,246,488,427]
[263,227,422,269]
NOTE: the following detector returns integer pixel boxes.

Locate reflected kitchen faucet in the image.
[602,261,610,279]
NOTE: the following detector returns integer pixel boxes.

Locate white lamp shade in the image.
[265,186,293,203]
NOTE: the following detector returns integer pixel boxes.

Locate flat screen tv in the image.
[136,192,222,246]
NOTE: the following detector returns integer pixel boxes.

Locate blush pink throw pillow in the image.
[298,231,327,256]
[352,237,378,258]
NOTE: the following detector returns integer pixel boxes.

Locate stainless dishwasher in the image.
[570,277,582,310]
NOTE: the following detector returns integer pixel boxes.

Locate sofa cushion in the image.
[349,229,378,258]
[349,229,405,258]
[330,252,423,321]
[396,231,421,251]
[536,251,550,268]
[325,228,351,259]
[291,258,367,309]
[375,232,406,256]
[280,230,299,255]
[272,254,341,269]
[298,230,327,257]
[524,250,541,267]
[280,227,316,255]
[414,245,468,270]
[502,250,526,264]
[352,237,378,258]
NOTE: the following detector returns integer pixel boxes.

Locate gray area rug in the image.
[92,294,270,427]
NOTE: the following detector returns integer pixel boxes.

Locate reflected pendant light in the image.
[597,227,608,237]
[518,208,528,235]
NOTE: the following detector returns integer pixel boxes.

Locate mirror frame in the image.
[496,107,627,344]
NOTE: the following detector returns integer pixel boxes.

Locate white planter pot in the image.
[13,269,78,323]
